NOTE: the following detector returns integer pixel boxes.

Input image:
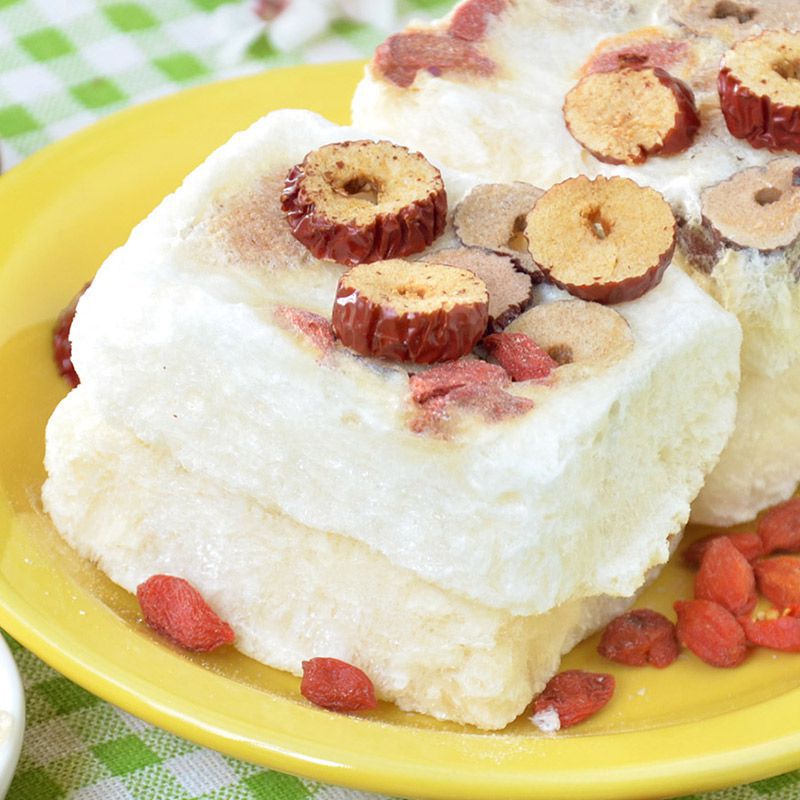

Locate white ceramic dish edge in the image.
[0,635,24,799]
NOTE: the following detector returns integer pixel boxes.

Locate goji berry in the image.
[531,669,615,729]
[300,657,377,712]
[597,608,679,667]
[739,615,800,652]
[274,305,334,353]
[674,599,747,668]
[52,282,91,388]
[754,556,800,608]
[483,332,557,382]
[449,0,508,41]
[136,575,235,652]
[694,536,757,616]
[445,382,534,420]
[682,531,764,568]
[758,498,800,554]
[409,358,509,404]
[374,31,495,89]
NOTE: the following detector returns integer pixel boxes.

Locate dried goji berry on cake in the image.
[52,282,91,388]
[332,259,488,363]
[598,608,680,667]
[754,557,800,608]
[301,657,377,712]
[758,497,800,554]
[273,305,335,353]
[483,332,557,381]
[682,531,765,567]
[373,20,498,89]
[564,67,700,165]
[674,599,747,667]
[409,358,509,404]
[136,575,235,652]
[739,615,800,652]
[526,176,676,304]
[531,670,615,730]
[694,536,757,616]
[718,30,800,153]
[281,140,447,266]
[448,0,508,41]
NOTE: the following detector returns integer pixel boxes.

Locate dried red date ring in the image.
[526,176,676,304]
[718,30,800,153]
[668,1,800,45]
[700,158,800,251]
[332,259,488,363]
[281,140,447,266]
[564,67,700,165]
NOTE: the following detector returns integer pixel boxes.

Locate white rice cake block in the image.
[44,387,632,730]
[352,0,800,526]
[43,109,740,727]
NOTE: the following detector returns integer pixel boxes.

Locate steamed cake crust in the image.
[44,387,634,731]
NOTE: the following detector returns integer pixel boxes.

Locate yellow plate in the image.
[1,63,800,800]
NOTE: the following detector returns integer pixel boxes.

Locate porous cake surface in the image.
[352,0,800,525]
[43,109,741,727]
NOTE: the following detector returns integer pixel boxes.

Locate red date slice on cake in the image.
[669,1,800,45]
[453,182,543,274]
[281,140,447,266]
[421,247,534,331]
[332,259,489,363]
[700,158,800,251]
[718,31,800,153]
[526,176,676,304]
[564,67,700,165]
[506,299,634,371]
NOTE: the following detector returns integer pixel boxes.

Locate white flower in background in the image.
[255,0,398,51]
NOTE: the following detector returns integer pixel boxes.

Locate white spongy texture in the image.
[44,387,632,731]
[61,110,741,615]
[351,0,800,525]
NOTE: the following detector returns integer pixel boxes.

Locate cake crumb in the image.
[531,706,561,733]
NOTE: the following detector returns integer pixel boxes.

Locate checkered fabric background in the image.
[0,0,454,168]
[2,1,800,798]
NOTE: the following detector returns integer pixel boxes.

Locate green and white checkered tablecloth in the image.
[1,2,800,798]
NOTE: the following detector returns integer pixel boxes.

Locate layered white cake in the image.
[352,0,800,525]
[43,109,741,728]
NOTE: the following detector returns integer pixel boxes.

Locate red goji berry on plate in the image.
[739,615,800,652]
[694,536,757,616]
[597,608,679,667]
[531,669,615,729]
[758,498,800,554]
[300,657,377,712]
[681,531,764,568]
[136,574,235,652]
[754,556,800,608]
[674,599,747,668]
